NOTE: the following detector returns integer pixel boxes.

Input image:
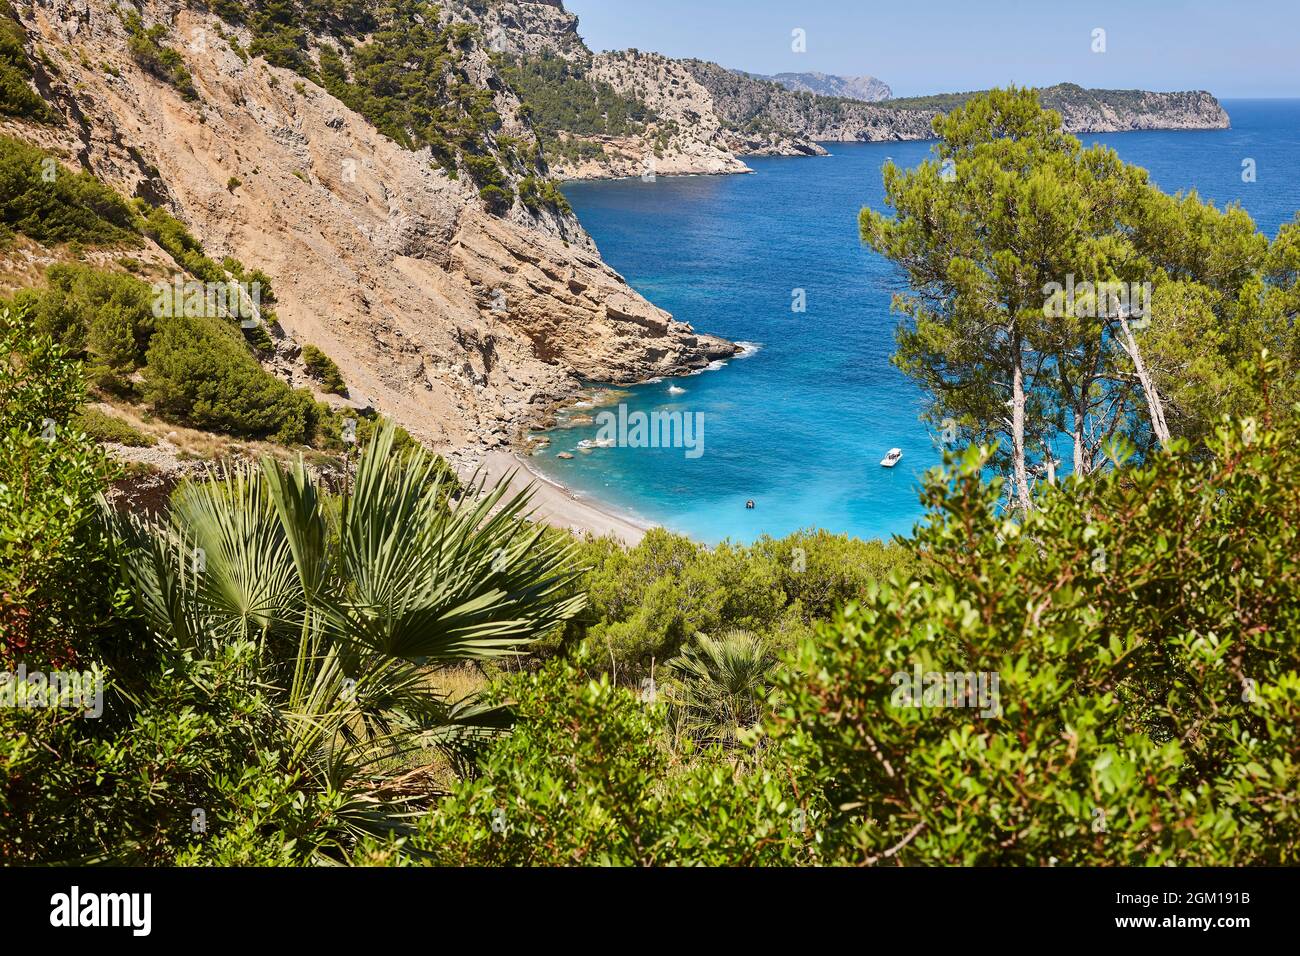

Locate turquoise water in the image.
[536,100,1300,545]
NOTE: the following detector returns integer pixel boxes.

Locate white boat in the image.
[880,448,903,468]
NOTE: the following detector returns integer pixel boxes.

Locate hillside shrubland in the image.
[0,136,341,445]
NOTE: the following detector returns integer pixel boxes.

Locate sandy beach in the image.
[473,450,651,546]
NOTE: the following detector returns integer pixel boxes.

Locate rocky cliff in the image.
[5,0,736,460]
[684,64,1229,145]
[460,2,1228,181]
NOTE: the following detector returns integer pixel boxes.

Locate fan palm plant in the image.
[113,423,585,857]
[663,629,777,747]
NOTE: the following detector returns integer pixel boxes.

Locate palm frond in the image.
[110,420,587,852]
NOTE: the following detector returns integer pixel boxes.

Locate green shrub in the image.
[121,11,198,101]
[561,526,910,668]
[0,644,291,864]
[139,204,280,323]
[143,311,320,443]
[8,263,155,388]
[464,154,513,209]
[0,303,84,437]
[663,628,777,747]
[0,0,54,121]
[518,175,571,214]
[73,406,156,447]
[499,52,652,144]
[0,135,139,245]
[0,309,312,866]
[0,304,117,667]
[751,529,913,623]
[413,649,817,865]
[300,343,346,394]
[776,389,1300,865]
[476,183,512,211]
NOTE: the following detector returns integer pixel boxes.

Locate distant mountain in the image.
[745,71,893,103]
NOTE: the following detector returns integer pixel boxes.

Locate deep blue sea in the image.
[536,100,1300,545]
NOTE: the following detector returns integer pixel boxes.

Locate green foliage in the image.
[663,628,776,747]
[413,649,818,865]
[464,153,513,210]
[0,135,139,246]
[73,406,156,447]
[300,343,346,394]
[562,526,910,669]
[143,311,320,443]
[120,10,198,101]
[311,2,511,178]
[862,87,1297,491]
[112,424,582,858]
[776,390,1300,865]
[518,174,571,214]
[7,263,155,390]
[499,52,651,151]
[863,87,1122,497]
[543,134,605,165]
[5,422,585,864]
[137,203,226,285]
[351,414,421,458]
[752,528,911,623]
[137,203,282,333]
[1127,193,1298,443]
[0,0,55,121]
[4,256,300,443]
[0,302,84,434]
[0,304,117,667]
[1,644,282,863]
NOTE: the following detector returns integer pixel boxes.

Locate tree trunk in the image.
[1117,316,1171,447]
[1072,396,1088,477]
[1010,338,1033,512]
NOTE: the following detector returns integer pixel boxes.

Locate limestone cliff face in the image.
[11,0,735,458]
[684,65,1230,145]
[1035,87,1230,134]
[443,0,586,60]
[570,51,753,180]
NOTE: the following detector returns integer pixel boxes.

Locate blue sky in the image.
[562,0,1300,98]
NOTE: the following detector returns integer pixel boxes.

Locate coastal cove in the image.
[531,100,1300,545]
